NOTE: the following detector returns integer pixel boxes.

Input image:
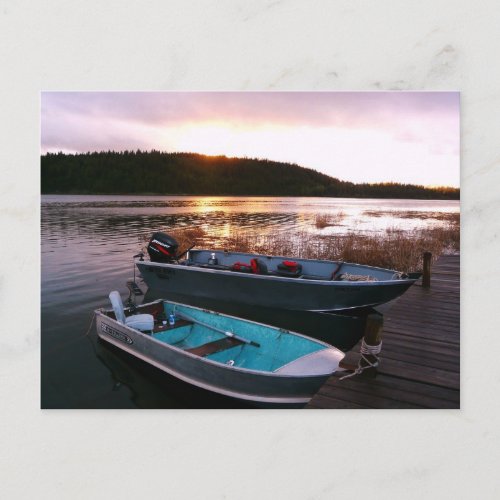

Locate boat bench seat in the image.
[184,337,243,357]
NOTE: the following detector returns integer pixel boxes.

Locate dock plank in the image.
[319,374,459,409]
[307,254,460,409]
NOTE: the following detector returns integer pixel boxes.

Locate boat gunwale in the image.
[95,299,344,379]
[137,260,418,286]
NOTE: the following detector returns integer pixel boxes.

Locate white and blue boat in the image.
[95,292,345,405]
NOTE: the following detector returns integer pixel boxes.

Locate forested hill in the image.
[41,151,459,199]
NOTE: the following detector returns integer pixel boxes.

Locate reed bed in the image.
[314,211,346,228]
[158,216,459,273]
[165,226,207,250]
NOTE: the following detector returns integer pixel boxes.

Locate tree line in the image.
[41,151,460,199]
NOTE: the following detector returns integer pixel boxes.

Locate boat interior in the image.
[178,249,405,282]
[104,300,327,373]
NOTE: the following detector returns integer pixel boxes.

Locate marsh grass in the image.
[146,214,459,272]
[223,228,458,272]
[167,227,207,249]
[314,211,346,228]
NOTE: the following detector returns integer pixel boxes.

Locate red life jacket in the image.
[231,258,267,274]
[231,261,253,272]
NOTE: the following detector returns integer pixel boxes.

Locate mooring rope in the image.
[339,338,382,380]
[42,313,96,357]
[84,313,95,337]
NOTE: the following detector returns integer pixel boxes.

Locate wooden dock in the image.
[307,254,460,409]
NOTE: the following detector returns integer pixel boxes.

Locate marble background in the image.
[1,0,499,498]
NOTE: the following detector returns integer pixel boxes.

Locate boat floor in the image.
[186,262,332,280]
[150,317,243,357]
[184,337,244,357]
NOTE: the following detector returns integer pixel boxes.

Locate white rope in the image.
[339,339,382,380]
[360,339,383,356]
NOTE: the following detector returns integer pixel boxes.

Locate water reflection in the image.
[41,209,301,241]
[42,195,459,244]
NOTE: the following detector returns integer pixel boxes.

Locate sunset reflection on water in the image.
[41,194,460,246]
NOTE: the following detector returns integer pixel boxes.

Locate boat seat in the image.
[109,291,154,332]
[184,337,243,357]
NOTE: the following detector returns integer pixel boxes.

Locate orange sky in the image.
[41,91,460,187]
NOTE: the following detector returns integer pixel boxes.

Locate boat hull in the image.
[137,261,415,312]
[95,311,340,405]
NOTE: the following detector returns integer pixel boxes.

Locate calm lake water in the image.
[41,195,459,409]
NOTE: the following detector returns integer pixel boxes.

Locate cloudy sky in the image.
[41,91,459,187]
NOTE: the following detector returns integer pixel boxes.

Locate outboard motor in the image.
[147,232,180,263]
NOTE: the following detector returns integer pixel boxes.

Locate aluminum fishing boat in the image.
[135,232,420,312]
[95,292,344,405]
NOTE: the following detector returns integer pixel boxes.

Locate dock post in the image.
[422,251,432,288]
[341,312,384,380]
[358,313,384,378]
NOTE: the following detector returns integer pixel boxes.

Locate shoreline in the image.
[41,192,461,201]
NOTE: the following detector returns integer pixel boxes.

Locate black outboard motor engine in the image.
[147,232,180,263]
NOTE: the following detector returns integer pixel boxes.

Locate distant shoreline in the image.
[41,151,460,200]
[41,192,460,201]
